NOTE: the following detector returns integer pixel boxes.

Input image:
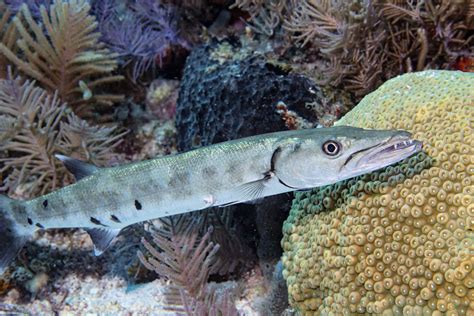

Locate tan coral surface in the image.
[282,71,473,315]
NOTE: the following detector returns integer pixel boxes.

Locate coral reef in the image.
[281,70,473,314]
[0,0,123,116]
[1,1,291,314]
[0,75,124,197]
[235,0,473,97]
[145,79,180,120]
[1,0,470,313]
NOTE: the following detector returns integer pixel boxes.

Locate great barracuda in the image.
[0,126,422,273]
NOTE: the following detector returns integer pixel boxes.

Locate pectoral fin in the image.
[236,178,268,202]
[221,174,274,206]
[84,228,121,256]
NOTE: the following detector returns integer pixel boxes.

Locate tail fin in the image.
[0,195,30,274]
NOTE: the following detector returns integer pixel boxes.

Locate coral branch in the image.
[0,2,17,78]
[138,213,242,313]
[0,74,124,197]
[236,0,473,97]
[0,0,123,116]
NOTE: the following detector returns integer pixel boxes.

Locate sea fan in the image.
[0,75,124,197]
[0,0,123,116]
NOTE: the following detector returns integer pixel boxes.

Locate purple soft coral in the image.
[4,0,52,19]
[134,0,182,45]
[92,0,187,81]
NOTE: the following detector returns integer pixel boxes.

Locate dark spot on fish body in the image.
[90,217,100,225]
[224,162,244,182]
[202,166,217,178]
[130,182,156,200]
[11,202,26,215]
[42,199,48,208]
[167,175,179,189]
[110,214,121,223]
[36,223,44,229]
[225,164,237,176]
[169,170,191,188]
[225,164,244,184]
[99,190,122,211]
[90,217,108,227]
[27,218,33,225]
[48,196,66,213]
[136,183,149,193]
[134,200,142,210]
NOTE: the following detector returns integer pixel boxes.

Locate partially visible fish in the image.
[0,126,422,273]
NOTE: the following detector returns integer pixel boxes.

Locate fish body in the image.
[0,126,422,272]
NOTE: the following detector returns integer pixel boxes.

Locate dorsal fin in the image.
[55,154,99,180]
[84,228,121,256]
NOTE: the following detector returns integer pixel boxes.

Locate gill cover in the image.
[271,126,420,190]
[271,136,345,190]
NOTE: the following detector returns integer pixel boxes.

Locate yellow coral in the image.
[282,71,474,315]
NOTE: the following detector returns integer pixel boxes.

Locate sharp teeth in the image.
[393,140,414,150]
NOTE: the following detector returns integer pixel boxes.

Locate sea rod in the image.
[0,126,422,273]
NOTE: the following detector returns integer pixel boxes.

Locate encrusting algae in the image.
[281,70,473,315]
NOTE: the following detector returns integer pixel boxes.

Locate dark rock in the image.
[254,195,291,281]
[176,41,325,151]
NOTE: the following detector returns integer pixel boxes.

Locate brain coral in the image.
[281,70,473,315]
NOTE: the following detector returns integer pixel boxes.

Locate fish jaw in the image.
[342,132,423,176]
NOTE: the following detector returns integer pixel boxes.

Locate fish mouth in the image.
[354,134,423,169]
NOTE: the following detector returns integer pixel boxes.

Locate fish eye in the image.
[322,140,341,156]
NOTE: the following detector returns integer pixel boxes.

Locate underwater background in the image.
[0,0,473,315]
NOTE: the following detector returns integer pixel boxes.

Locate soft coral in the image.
[4,0,52,19]
[93,0,187,82]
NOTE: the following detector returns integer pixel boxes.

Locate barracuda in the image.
[0,126,422,273]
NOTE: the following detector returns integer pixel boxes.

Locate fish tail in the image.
[0,195,31,274]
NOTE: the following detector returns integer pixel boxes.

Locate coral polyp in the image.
[282,70,474,315]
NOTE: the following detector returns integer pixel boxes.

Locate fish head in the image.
[272,126,423,190]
